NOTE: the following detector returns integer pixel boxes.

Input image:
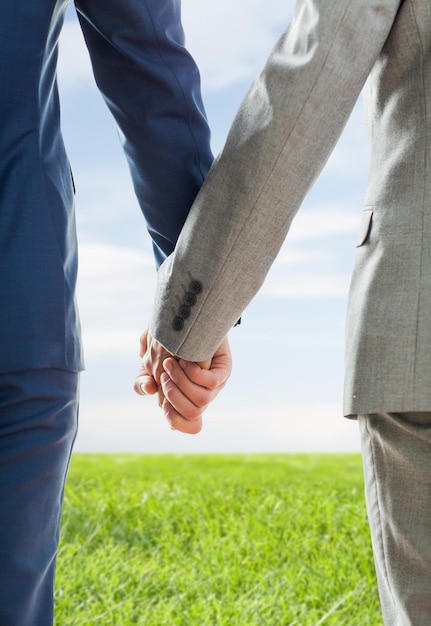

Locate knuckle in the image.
[185,418,202,435]
[206,379,219,391]
[142,353,151,370]
[133,380,143,395]
[161,376,174,393]
[134,376,149,394]
[170,412,202,432]
[167,413,180,430]
[194,393,210,410]
[187,406,204,421]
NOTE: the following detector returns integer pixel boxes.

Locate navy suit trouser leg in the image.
[0,369,79,626]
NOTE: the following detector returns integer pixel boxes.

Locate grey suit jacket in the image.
[150,0,431,417]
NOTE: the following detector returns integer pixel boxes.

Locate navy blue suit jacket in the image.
[0,0,213,373]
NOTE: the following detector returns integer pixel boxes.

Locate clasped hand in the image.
[134,330,232,434]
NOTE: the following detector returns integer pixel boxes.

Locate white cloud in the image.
[273,248,331,266]
[58,19,93,94]
[256,204,359,299]
[75,399,360,452]
[75,168,139,228]
[324,99,369,179]
[182,0,295,90]
[80,327,141,357]
[262,271,351,299]
[286,209,360,244]
[78,242,153,285]
[77,243,155,356]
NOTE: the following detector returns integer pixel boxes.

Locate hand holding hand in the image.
[160,335,231,433]
[135,329,172,406]
[134,332,231,434]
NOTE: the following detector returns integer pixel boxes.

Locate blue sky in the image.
[59,1,369,452]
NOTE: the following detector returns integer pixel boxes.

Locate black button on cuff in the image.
[189,280,203,295]
[178,304,191,319]
[184,291,197,307]
[172,279,203,331]
[172,316,184,331]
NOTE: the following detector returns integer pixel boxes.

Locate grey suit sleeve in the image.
[149,0,402,361]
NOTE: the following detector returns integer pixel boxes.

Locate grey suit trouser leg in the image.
[359,412,431,626]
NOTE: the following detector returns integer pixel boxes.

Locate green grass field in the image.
[55,454,382,625]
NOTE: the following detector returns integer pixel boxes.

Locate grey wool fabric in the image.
[150,0,431,417]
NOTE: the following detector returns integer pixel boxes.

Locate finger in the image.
[177,359,229,390]
[163,359,212,404]
[163,398,202,434]
[157,386,165,408]
[139,330,148,358]
[160,371,207,421]
[134,374,157,396]
[134,360,158,395]
[197,359,211,370]
[142,349,168,386]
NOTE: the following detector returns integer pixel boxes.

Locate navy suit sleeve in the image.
[74,0,213,266]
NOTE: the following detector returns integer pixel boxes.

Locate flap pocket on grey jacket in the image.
[356,207,374,247]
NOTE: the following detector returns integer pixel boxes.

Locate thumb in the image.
[197,359,211,370]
